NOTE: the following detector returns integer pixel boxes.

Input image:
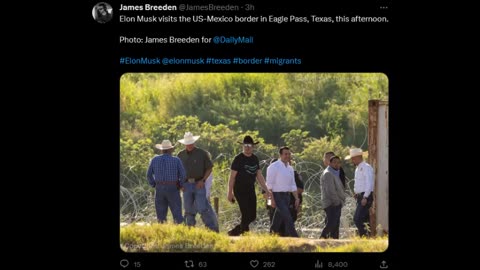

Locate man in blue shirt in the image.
[147,140,186,224]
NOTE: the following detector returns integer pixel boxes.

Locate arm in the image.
[256,170,269,193]
[177,158,186,189]
[147,159,155,187]
[291,190,300,209]
[336,176,346,203]
[196,167,212,189]
[197,152,214,188]
[202,168,212,182]
[294,171,304,195]
[363,166,374,198]
[290,171,300,208]
[227,170,237,203]
[266,165,278,207]
[256,170,274,206]
[266,164,276,191]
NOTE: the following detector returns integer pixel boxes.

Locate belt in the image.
[356,192,373,197]
[273,191,291,194]
[186,177,203,183]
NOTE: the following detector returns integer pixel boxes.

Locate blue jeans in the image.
[354,193,373,237]
[270,192,298,237]
[154,184,183,224]
[183,182,219,232]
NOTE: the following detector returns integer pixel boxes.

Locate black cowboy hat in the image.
[238,135,260,145]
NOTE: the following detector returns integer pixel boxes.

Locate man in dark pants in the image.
[345,148,374,237]
[227,136,270,236]
[320,156,346,239]
[264,159,304,236]
[266,147,300,237]
[323,151,346,238]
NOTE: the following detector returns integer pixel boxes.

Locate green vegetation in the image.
[120,73,388,239]
[120,223,388,252]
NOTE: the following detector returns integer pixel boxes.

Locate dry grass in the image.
[120,223,388,252]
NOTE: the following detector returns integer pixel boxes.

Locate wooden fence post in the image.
[214,197,219,215]
[368,99,379,237]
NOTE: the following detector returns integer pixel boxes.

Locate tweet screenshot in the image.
[90,0,398,269]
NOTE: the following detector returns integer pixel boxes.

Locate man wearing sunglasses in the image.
[227,136,270,236]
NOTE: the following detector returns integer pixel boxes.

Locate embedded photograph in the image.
[120,73,389,252]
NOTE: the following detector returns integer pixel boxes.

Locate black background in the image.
[86,0,409,269]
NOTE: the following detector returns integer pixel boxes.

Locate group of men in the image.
[146,132,375,238]
[146,132,218,232]
[320,148,374,238]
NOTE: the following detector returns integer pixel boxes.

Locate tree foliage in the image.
[120,73,388,147]
[119,73,388,223]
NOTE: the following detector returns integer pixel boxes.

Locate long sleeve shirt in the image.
[353,161,374,197]
[266,160,297,192]
[146,154,186,187]
[321,166,346,208]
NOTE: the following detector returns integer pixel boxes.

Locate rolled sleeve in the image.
[204,151,213,170]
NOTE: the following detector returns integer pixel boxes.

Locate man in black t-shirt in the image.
[227,136,270,236]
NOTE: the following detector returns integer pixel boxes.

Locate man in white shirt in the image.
[345,148,374,237]
[266,146,299,237]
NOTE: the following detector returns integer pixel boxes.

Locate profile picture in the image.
[92,2,113,23]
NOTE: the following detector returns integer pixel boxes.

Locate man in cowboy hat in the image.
[147,140,186,224]
[177,132,219,232]
[345,148,374,237]
[227,135,270,236]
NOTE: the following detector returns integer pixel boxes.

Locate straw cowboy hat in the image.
[178,132,200,145]
[155,140,175,150]
[345,148,363,160]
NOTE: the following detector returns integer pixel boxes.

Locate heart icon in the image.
[250,260,259,268]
